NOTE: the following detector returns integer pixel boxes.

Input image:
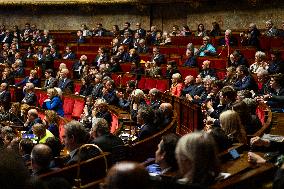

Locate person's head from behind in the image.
[31,144,52,172]
[103,161,150,189]
[137,106,154,125]
[62,121,88,152]
[159,103,173,118]
[155,133,180,171]
[219,110,247,144]
[175,131,219,186]
[148,88,160,102]
[219,86,236,105]
[44,110,58,125]
[19,138,34,156]
[27,109,38,122]
[90,118,109,139]
[32,123,46,139]
[25,82,34,93]
[45,137,63,158]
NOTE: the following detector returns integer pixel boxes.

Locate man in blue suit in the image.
[137,106,156,140]
[234,65,257,91]
[57,69,74,93]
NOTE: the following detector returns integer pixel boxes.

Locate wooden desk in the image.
[212,152,276,189]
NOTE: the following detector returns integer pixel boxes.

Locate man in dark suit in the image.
[134,22,146,38]
[93,23,107,36]
[31,144,54,176]
[24,109,43,133]
[234,65,257,91]
[43,69,57,90]
[0,30,13,44]
[181,75,196,97]
[136,39,149,54]
[37,47,54,74]
[199,60,217,79]
[62,120,99,165]
[91,74,103,99]
[90,118,124,152]
[137,106,156,140]
[0,83,11,111]
[77,30,86,43]
[22,82,37,106]
[150,47,166,65]
[120,32,133,48]
[218,29,238,47]
[229,50,248,67]
[57,68,74,93]
[62,46,76,60]
[120,22,133,36]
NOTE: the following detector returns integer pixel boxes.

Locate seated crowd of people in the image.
[0,20,283,189]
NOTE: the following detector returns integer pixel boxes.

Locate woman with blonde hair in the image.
[175,131,220,187]
[249,51,268,74]
[42,88,64,116]
[44,110,59,138]
[170,73,184,97]
[219,110,247,144]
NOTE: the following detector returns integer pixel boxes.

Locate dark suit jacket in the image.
[77,36,86,43]
[43,77,57,89]
[151,54,166,65]
[135,28,146,38]
[137,45,149,54]
[12,67,25,77]
[22,92,37,106]
[57,78,74,93]
[65,146,100,165]
[91,134,124,152]
[120,37,133,48]
[0,90,11,110]
[93,28,107,36]
[62,52,76,60]
[15,76,40,87]
[218,36,238,46]
[181,84,195,97]
[37,54,54,72]
[234,75,257,91]
[91,83,104,99]
[184,56,197,67]
[199,68,217,79]
[138,123,156,140]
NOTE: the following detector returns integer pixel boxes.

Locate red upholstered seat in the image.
[120,75,135,87]
[74,83,81,94]
[138,77,146,90]
[211,59,227,69]
[140,54,151,62]
[179,67,198,78]
[26,59,36,68]
[63,96,75,117]
[120,64,132,72]
[39,93,49,107]
[72,98,85,119]
[111,73,121,87]
[216,71,226,80]
[156,79,169,92]
[144,78,157,90]
[270,37,284,48]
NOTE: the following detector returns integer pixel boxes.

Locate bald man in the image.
[31,144,53,176]
[104,161,150,189]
